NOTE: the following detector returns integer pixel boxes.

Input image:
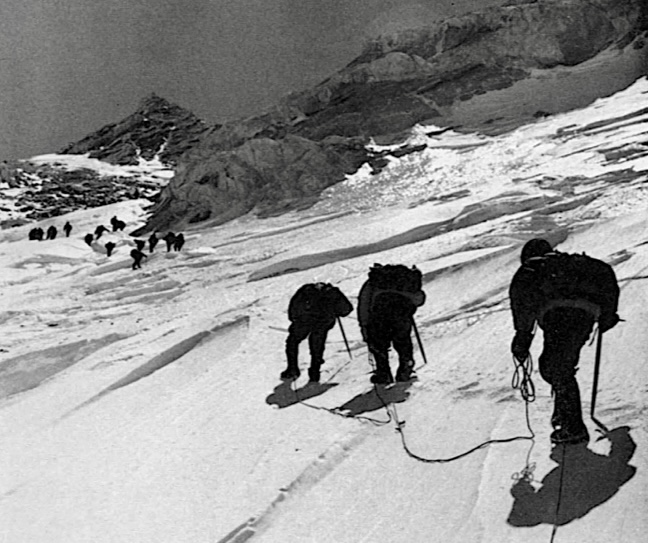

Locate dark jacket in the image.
[510,251,619,333]
[288,283,353,325]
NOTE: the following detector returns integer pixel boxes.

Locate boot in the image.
[370,369,394,384]
[308,365,321,383]
[550,424,589,445]
[395,360,415,382]
[280,366,300,380]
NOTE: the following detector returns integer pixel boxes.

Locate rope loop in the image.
[511,353,536,403]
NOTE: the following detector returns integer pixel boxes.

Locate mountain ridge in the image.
[140,0,647,233]
[2,0,647,232]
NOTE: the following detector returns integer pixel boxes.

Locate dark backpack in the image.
[289,283,336,321]
[532,252,614,306]
[368,264,422,293]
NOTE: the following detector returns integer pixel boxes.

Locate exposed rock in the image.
[61,94,212,166]
[133,134,368,234]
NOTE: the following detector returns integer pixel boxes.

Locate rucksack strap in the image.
[538,298,601,325]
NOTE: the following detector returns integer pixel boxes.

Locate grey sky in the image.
[0,0,503,160]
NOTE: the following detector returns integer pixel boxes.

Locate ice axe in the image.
[337,317,352,359]
[590,326,609,434]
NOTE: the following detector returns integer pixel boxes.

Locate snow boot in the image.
[280,366,300,380]
[308,365,320,383]
[395,360,415,382]
[550,425,590,445]
[370,370,394,385]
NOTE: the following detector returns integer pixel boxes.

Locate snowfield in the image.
[1,78,648,543]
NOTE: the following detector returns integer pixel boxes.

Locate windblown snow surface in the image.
[2,78,648,543]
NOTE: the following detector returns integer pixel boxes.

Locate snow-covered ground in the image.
[1,78,648,543]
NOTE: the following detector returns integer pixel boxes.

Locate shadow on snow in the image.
[266,380,339,409]
[336,382,413,416]
[508,426,637,527]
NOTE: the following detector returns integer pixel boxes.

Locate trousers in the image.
[286,319,336,370]
[539,307,595,431]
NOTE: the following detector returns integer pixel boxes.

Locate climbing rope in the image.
[511,353,536,403]
[373,354,536,464]
[289,355,392,426]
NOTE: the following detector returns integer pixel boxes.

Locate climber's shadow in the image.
[507,426,637,527]
[336,381,413,417]
[266,379,338,409]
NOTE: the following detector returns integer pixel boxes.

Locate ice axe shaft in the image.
[337,317,352,359]
[412,318,428,366]
[590,327,609,433]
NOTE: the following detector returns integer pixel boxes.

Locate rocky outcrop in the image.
[133,134,368,233]
[61,94,211,166]
[0,161,161,226]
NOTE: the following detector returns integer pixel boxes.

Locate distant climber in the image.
[134,239,146,252]
[148,233,159,253]
[130,248,147,270]
[63,221,72,237]
[84,233,94,246]
[357,264,426,384]
[94,225,109,240]
[509,238,620,445]
[105,241,116,257]
[163,232,176,252]
[173,233,185,252]
[281,283,353,382]
[28,228,43,241]
[110,216,126,232]
[46,225,57,240]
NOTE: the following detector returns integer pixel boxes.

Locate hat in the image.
[521,238,552,264]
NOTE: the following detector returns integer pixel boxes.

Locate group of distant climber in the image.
[28,221,72,241]
[282,239,621,446]
[28,214,186,271]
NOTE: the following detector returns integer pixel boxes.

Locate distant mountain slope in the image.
[4,0,645,232]
[139,0,648,233]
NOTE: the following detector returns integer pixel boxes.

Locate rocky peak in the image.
[61,94,213,166]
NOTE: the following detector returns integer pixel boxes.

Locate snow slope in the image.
[1,79,648,543]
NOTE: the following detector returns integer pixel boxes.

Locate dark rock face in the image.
[61,94,211,166]
[138,0,647,233]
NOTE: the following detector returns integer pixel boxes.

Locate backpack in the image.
[532,252,614,306]
[368,264,422,293]
[289,283,335,321]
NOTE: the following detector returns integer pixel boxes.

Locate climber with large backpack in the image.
[357,263,426,384]
[281,282,353,383]
[509,238,620,445]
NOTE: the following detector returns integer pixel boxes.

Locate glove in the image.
[599,313,620,333]
[511,331,534,362]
